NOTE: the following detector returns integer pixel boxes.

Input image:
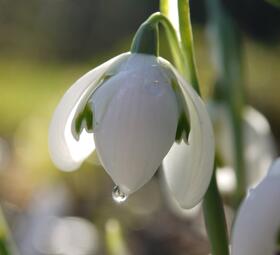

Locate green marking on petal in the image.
[171,78,190,142]
[75,103,94,135]
[71,57,128,141]
[175,112,189,142]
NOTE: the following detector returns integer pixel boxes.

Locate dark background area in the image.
[1,0,280,60]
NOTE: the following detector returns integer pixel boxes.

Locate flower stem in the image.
[161,0,230,254]
[132,12,187,79]
[202,168,229,255]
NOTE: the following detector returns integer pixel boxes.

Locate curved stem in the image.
[141,13,187,79]
[130,20,159,56]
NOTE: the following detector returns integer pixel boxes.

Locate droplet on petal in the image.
[112,186,128,203]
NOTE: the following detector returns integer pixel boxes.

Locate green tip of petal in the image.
[74,104,94,138]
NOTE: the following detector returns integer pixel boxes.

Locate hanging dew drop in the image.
[112,186,128,203]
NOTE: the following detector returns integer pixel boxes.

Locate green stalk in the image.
[177,0,200,93]
[206,0,246,206]
[159,0,169,16]
[0,207,18,255]
[203,167,229,255]
[160,1,230,254]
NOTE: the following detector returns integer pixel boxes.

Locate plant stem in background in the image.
[0,207,18,255]
[161,1,230,254]
[203,167,229,255]
[206,0,246,206]
[105,219,130,255]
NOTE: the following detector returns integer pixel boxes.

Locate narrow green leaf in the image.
[177,0,200,93]
[160,0,169,16]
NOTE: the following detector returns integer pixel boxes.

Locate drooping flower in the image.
[231,158,280,255]
[209,102,277,193]
[48,40,214,209]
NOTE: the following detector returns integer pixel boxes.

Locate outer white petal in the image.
[232,158,280,255]
[93,54,179,194]
[160,170,202,219]
[49,53,129,171]
[162,61,215,209]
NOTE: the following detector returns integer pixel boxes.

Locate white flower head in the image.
[231,158,280,255]
[49,52,214,209]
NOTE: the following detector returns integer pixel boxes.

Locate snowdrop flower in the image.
[209,103,276,192]
[231,158,280,255]
[49,51,214,209]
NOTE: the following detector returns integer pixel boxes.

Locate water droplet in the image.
[112,186,128,203]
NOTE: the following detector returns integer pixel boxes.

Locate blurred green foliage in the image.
[266,0,280,7]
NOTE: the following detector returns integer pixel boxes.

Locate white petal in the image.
[48,53,129,171]
[231,158,280,255]
[160,169,202,219]
[93,54,179,194]
[162,61,215,209]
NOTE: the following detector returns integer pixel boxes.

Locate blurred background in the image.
[0,0,280,254]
